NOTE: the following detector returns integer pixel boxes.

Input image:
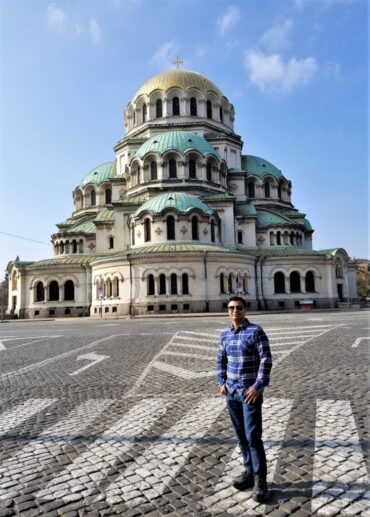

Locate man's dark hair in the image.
[228,295,247,308]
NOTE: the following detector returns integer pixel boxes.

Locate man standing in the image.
[217,296,272,502]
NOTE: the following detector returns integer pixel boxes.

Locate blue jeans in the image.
[226,391,267,477]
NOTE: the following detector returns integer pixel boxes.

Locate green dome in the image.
[79,161,116,188]
[134,131,221,161]
[133,192,214,218]
[242,155,282,179]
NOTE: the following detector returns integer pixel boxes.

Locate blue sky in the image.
[0,0,368,277]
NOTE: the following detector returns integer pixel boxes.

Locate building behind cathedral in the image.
[6,68,358,318]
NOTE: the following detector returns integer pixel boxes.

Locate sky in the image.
[0,0,368,278]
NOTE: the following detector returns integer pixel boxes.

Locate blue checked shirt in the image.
[217,319,272,397]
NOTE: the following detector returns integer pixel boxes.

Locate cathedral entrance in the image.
[337,283,344,301]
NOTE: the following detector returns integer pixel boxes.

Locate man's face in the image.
[228,301,246,326]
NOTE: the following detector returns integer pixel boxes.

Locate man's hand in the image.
[245,386,262,404]
[219,384,227,396]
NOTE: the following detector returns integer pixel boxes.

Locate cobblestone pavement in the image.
[0,311,369,516]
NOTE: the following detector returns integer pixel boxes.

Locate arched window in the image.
[274,272,285,294]
[144,218,151,242]
[64,280,74,301]
[169,159,177,178]
[247,180,255,198]
[276,231,281,245]
[243,275,248,293]
[220,273,225,294]
[79,239,84,253]
[105,189,112,204]
[109,236,114,249]
[36,282,44,302]
[91,190,96,206]
[60,242,65,254]
[159,274,166,294]
[210,220,215,243]
[147,274,155,295]
[167,215,175,240]
[290,271,301,293]
[264,182,270,198]
[170,273,177,294]
[335,260,343,278]
[172,97,180,116]
[190,97,197,116]
[113,277,119,297]
[72,240,77,253]
[49,281,59,301]
[270,232,274,245]
[207,100,212,119]
[290,232,295,245]
[131,224,135,246]
[106,278,112,298]
[278,183,282,200]
[150,161,157,180]
[206,162,212,182]
[142,104,147,122]
[156,99,162,118]
[182,273,189,295]
[228,273,233,293]
[237,231,243,244]
[305,271,315,292]
[189,159,196,179]
[219,106,223,122]
[192,216,199,240]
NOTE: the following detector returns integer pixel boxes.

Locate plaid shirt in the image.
[217,319,272,397]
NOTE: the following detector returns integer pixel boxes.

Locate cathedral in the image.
[6,67,357,318]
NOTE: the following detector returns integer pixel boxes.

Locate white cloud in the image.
[216,6,240,36]
[46,3,67,32]
[259,19,293,51]
[88,18,102,44]
[244,50,318,93]
[150,41,179,70]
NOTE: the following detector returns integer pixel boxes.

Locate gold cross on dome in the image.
[172,56,183,69]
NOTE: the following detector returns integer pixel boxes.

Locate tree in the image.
[0,277,8,319]
[352,259,370,299]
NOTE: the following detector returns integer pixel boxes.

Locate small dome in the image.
[242,155,283,179]
[133,192,214,218]
[134,131,221,161]
[79,161,116,188]
[133,69,224,100]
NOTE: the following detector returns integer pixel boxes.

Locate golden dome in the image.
[133,69,224,99]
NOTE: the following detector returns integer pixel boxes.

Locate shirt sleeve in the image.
[252,327,273,391]
[216,333,227,386]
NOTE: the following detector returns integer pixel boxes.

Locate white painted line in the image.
[102,324,119,327]
[0,399,112,500]
[37,398,169,501]
[162,351,215,360]
[169,342,216,352]
[0,399,57,436]
[2,336,63,351]
[264,325,344,331]
[203,398,293,514]
[0,334,118,380]
[0,336,61,341]
[0,342,5,350]
[69,352,110,376]
[104,397,225,507]
[351,337,370,348]
[180,331,220,338]
[172,335,217,343]
[267,329,331,336]
[312,400,370,515]
[152,361,214,379]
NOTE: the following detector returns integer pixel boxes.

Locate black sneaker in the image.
[233,469,254,490]
[253,475,268,502]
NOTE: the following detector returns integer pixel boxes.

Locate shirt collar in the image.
[229,319,250,332]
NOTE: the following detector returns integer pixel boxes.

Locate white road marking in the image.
[312,400,370,515]
[69,352,110,376]
[37,398,169,501]
[104,397,225,507]
[0,342,5,350]
[152,361,214,379]
[0,336,62,351]
[162,351,214,360]
[351,337,370,348]
[169,342,215,352]
[0,399,57,436]
[0,399,112,500]
[203,398,293,514]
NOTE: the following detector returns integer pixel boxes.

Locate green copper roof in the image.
[134,131,221,161]
[133,192,214,218]
[79,161,116,188]
[303,218,313,231]
[94,209,115,223]
[256,210,293,227]
[241,155,283,179]
[236,203,257,217]
[23,255,103,269]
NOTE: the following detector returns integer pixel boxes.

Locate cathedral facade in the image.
[6,69,357,318]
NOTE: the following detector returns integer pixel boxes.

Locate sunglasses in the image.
[228,305,244,311]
